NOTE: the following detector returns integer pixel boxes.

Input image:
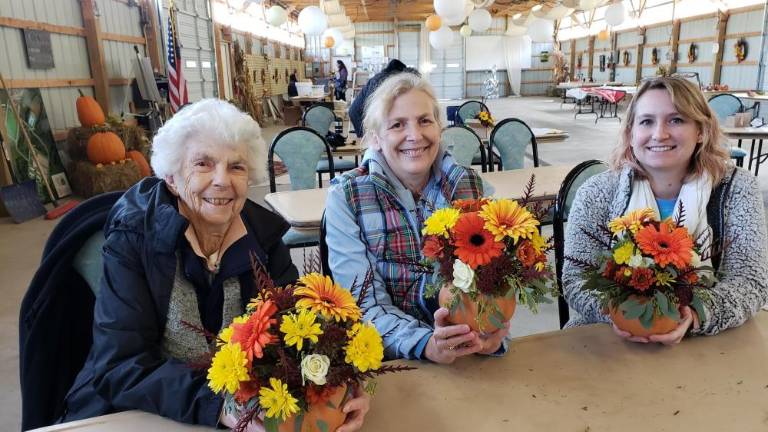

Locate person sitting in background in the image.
[325,72,510,364]
[288,68,298,97]
[562,76,768,345]
[335,60,348,101]
[60,99,369,431]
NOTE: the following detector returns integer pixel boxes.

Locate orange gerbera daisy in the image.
[452,198,490,212]
[231,300,278,362]
[422,236,444,259]
[295,274,362,322]
[478,199,539,243]
[453,212,505,269]
[635,221,693,268]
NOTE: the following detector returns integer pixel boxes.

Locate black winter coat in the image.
[59,178,298,426]
[347,59,407,137]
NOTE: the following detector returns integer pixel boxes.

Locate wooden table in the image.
[463,119,569,142]
[36,312,768,431]
[721,126,768,175]
[290,93,330,103]
[264,165,575,228]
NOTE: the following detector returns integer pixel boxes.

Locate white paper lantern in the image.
[459,24,472,37]
[544,5,574,20]
[442,13,465,26]
[298,6,327,36]
[505,23,527,36]
[463,0,474,18]
[266,5,287,27]
[323,28,344,48]
[429,25,455,50]
[434,0,465,21]
[468,8,492,32]
[527,18,553,42]
[579,0,602,10]
[604,2,626,26]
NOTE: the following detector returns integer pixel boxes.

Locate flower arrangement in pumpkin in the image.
[201,264,413,432]
[475,110,495,128]
[568,206,715,336]
[422,176,557,334]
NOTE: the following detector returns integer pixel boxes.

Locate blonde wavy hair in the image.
[362,72,442,146]
[611,76,730,184]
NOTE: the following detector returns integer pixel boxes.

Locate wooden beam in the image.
[569,39,576,81]
[0,16,85,37]
[81,0,110,113]
[214,24,226,99]
[635,28,646,84]
[610,31,618,82]
[587,36,595,80]
[102,32,146,44]
[713,12,729,85]
[669,19,681,74]
[142,0,162,72]
[5,78,95,89]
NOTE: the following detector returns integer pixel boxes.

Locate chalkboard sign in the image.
[23,29,54,69]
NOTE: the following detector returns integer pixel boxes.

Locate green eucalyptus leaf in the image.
[654,291,668,315]
[691,295,706,323]
[639,303,655,329]
[294,412,304,432]
[620,298,645,320]
[316,419,329,432]
[488,310,505,330]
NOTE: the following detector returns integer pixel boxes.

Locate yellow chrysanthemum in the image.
[479,199,539,243]
[530,230,548,254]
[655,270,676,287]
[422,207,461,238]
[295,273,362,322]
[608,208,656,235]
[258,378,300,421]
[280,308,323,351]
[344,322,384,372]
[613,242,635,265]
[207,343,250,394]
[218,315,249,346]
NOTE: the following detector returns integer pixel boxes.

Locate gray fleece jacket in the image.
[563,166,768,335]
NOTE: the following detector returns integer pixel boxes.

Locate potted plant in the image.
[568,207,715,336]
[200,267,413,432]
[421,179,556,334]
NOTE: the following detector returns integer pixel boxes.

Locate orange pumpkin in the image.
[609,297,679,337]
[438,285,517,334]
[278,385,348,432]
[87,131,126,164]
[76,89,106,127]
[126,150,151,177]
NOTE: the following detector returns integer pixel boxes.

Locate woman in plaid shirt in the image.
[325,73,510,362]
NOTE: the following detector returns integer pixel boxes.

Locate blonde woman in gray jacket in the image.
[563,76,768,345]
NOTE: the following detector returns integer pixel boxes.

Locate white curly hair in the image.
[150,98,266,184]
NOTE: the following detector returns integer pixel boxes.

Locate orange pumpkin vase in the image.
[438,284,516,334]
[278,385,348,432]
[127,150,151,177]
[87,131,126,165]
[609,297,679,337]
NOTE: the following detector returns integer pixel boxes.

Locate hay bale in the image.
[69,160,141,198]
[66,124,150,163]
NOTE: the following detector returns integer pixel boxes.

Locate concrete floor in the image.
[3,96,767,431]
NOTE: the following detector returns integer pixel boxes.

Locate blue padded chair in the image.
[488,118,540,171]
[302,103,356,185]
[553,160,609,328]
[441,125,487,172]
[268,127,335,248]
[456,100,490,125]
[707,94,755,167]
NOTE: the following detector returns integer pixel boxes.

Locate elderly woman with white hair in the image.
[325,73,511,364]
[61,99,370,431]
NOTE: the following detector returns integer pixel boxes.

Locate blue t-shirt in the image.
[656,197,678,220]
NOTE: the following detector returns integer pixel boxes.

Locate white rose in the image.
[452,259,475,293]
[691,251,701,268]
[628,254,645,268]
[300,354,330,385]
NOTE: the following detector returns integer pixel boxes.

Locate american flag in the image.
[166,2,188,112]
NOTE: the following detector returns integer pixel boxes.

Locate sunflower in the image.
[453,212,505,269]
[608,208,656,235]
[259,378,300,421]
[230,300,278,361]
[479,199,539,243]
[344,322,384,372]
[635,221,693,268]
[295,273,362,322]
[207,343,250,394]
[422,207,461,238]
[280,308,323,351]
